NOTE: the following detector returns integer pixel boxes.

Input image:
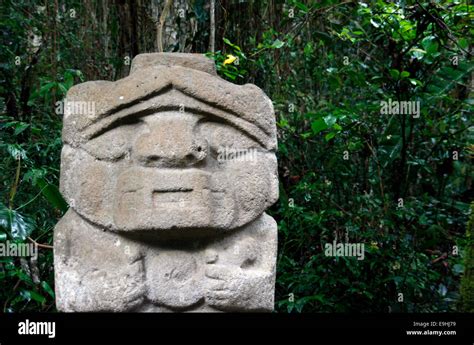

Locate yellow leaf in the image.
[223,54,237,65]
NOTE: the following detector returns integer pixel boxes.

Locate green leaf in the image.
[419,214,429,225]
[421,36,438,55]
[21,290,46,304]
[0,231,7,241]
[36,178,68,213]
[458,38,468,50]
[409,78,423,86]
[370,19,380,28]
[323,115,336,127]
[6,144,26,160]
[0,203,35,241]
[75,69,85,82]
[39,82,55,97]
[311,118,328,134]
[223,37,241,51]
[389,69,400,79]
[223,71,237,80]
[13,123,29,136]
[400,71,410,79]
[41,281,55,298]
[271,39,285,49]
[294,1,309,13]
[325,132,336,141]
[58,83,68,96]
[303,43,313,56]
[409,47,426,60]
[409,48,426,54]
[64,77,73,91]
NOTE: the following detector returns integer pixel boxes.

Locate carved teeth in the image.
[154,188,193,193]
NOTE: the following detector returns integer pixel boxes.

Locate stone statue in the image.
[54,53,279,312]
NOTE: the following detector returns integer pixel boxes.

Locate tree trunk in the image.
[209,0,215,53]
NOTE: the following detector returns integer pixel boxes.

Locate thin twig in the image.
[27,237,53,250]
[365,140,387,213]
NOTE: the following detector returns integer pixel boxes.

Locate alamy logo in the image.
[217,146,258,162]
[18,319,56,338]
[55,100,96,116]
[324,241,365,261]
[0,241,37,259]
[380,98,420,118]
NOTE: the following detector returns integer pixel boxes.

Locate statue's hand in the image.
[205,264,273,311]
[205,264,249,311]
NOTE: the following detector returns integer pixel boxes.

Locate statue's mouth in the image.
[152,188,194,207]
[113,167,232,232]
[152,187,226,208]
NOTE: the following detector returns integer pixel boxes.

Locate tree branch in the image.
[157,0,173,52]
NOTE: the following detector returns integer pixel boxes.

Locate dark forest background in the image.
[0,0,473,313]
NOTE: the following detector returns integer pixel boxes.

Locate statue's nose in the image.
[133,116,207,167]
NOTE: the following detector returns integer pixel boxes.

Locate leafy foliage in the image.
[459,202,474,312]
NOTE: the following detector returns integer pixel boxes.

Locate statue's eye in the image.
[83,122,139,160]
[198,121,260,157]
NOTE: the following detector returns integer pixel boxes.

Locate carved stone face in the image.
[59,56,278,237]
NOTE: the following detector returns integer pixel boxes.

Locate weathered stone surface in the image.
[54,53,278,312]
[130,52,217,76]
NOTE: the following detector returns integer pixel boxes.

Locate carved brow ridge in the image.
[83,87,274,150]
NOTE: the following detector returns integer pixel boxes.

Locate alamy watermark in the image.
[380,98,420,118]
[217,146,258,162]
[0,240,38,260]
[18,319,55,339]
[324,240,365,261]
[55,100,96,116]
